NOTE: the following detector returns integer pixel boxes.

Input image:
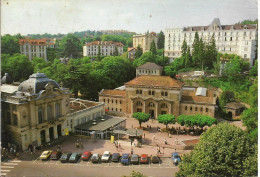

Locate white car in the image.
[101,151,110,162]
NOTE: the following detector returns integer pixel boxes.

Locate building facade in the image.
[164,18,257,66]
[133,32,158,52]
[136,62,163,77]
[1,73,71,150]
[99,75,217,119]
[83,41,124,57]
[128,47,136,60]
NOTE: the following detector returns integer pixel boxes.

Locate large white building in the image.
[164,18,257,66]
[83,41,124,57]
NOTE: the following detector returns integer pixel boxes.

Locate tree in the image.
[249,60,258,77]
[192,32,200,67]
[177,114,217,129]
[157,31,165,49]
[1,34,21,55]
[113,47,119,56]
[132,112,150,127]
[241,107,258,142]
[181,39,188,57]
[97,45,101,61]
[122,171,147,177]
[149,40,157,55]
[176,123,258,177]
[158,114,175,129]
[1,54,33,82]
[135,45,143,58]
[60,34,81,58]
[184,46,192,68]
[133,52,156,67]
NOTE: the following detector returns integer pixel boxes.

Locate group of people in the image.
[114,141,121,149]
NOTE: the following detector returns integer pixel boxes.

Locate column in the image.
[131,100,134,115]
[169,103,172,114]
[45,128,50,142]
[143,101,146,113]
[37,131,41,146]
[155,102,158,118]
[54,125,58,139]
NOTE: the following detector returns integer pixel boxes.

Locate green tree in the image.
[184,46,192,68]
[241,107,258,142]
[113,47,119,56]
[97,45,101,61]
[135,45,143,58]
[157,114,175,129]
[132,112,150,127]
[1,54,33,82]
[181,39,188,57]
[177,114,217,129]
[157,31,165,49]
[192,32,200,67]
[133,52,156,67]
[176,123,258,177]
[149,40,157,55]
[249,60,258,77]
[122,170,147,177]
[60,34,81,58]
[1,34,21,55]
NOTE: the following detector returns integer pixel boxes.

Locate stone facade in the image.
[83,41,124,57]
[99,75,216,119]
[164,18,257,66]
[128,47,136,60]
[133,32,158,52]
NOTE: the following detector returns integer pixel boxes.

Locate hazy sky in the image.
[1,0,258,35]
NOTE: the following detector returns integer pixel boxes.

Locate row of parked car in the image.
[39,151,181,165]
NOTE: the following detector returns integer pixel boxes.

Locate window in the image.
[112,100,114,103]
[103,99,105,102]
[230,37,232,41]
[136,90,142,94]
[195,107,198,111]
[152,91,155,95]
[185,106,187,110]
[107,99,110,103]
[190,107,192,111]
[120,101,122,104]
[136,90,139,94]
[225,37,226,41]
[13,114,18,126]
[200,107,203,111]
[136,101,143,106]
[120,109,122,112]
[244,47,248,51]
[38,107,44,124]
[112,108,114,111]
[116,108,118,112]
[47,105,52,121]
[55,103,60,118]
[161,103,168,108]
[108,107,109,110]
[206,108,208,112]
[148,102,155,107]
[137,108,142,112]
[244,54,247,58]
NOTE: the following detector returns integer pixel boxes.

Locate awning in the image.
[126,129,143,136]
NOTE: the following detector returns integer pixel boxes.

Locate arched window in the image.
[55,103,60,118]
[161,103,168,108]
[206,108,208,112]
[149,91,151,95]
[190,107,192,111]
[38,107,44,124]
[201,107,203,111]
[107,99,110,103]
[165,92,168,96]
[47,105,52,121]
[195,107,198,111]
[148,102,155,107]
[136,101,143,106]
[136,90,139,94]
[185,106,187,110]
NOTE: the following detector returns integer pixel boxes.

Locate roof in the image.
[195,87,207,96]
[125,75,184,88]
[126,129,143,136]
[19,39,47,46]
[181,88,215,104]
[225,102,245,109]
[100,89,126,97]
[1,84,19,94]
[85,41,124,47]
[128,47,136,52]
[74,116,126,131]
[184,24,256,31]
[137,62,163,70]
[18,73,60,94]
[70,98,100,113]
[115,85,126,91]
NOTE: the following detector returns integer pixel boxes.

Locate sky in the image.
[1,0,258,35]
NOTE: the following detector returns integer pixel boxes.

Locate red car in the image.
[140,154,148,164]
[81,151,92,161]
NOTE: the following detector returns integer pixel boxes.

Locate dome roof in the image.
[1,73,13,84]
[18,73,60,94]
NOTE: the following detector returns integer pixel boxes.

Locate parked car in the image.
[151,155,160,163]
[140,154,148,164]
[101,151,111,162]
[172,152,181,165]
[111,153,120,162]
[130,154,139,164]
[40,150,53,161]
[81,151,92,161]
[60,152,72,163]
[91,153,100,163]
[121,154,130,165]
[69,152,81,163]
[50,151,62,160]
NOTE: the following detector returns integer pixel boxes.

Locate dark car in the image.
[69,153,81,163]
[151,155,160,163]
[111,153,120,162]
[172,152,181,165]
[91,153,100,163]
[121,153,130,165]
[130,154,139,164]
[60,153,72,163]
[140,154,148,164]
[81,151,92,161]
[50,151,62,160]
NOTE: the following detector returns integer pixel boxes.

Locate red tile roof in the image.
[137,62,163,70]
[181,89,215,104]
[19,39,47,46]
[85,41,124,47]
[125,75,183,88]
[100,89,126,97]
[128,47,136,52]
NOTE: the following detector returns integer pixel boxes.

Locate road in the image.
[2,157,179,177]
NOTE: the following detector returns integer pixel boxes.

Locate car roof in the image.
[141,154,148,157]
[132,154,138,157]
[43,150,51,153]
[104,151,110,154]
[93,153,99,156]
[83,151,91,154]
[122,153,129,156]
[172,152,179,155]
[112,153,120,156]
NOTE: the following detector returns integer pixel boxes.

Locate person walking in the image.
[143,133,145,139]
[152,134,155,142]
[131,148,133,155]
[164,139,168,145]
[158,147,161,154]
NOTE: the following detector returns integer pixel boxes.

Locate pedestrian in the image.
[131,140,133,146]
[143,133,145,139]
[158,147,161,154]
[152,134,155,142]
[163,147,165,154]
[147,124,149,129]
[168,133,171,138]
[118,143,121,149]
[131,148,133,155]
[150,125,151,130]
[10,147,13,154]
[57,145,61,151]
[30,147,33,155]
[33,145,36,152]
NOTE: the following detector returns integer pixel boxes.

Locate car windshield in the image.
[174,155,180,158]
[103,154,109,157]
[82,154,87,157]
[42,152,48,155]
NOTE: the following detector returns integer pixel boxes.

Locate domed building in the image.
[1,73,71,150]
